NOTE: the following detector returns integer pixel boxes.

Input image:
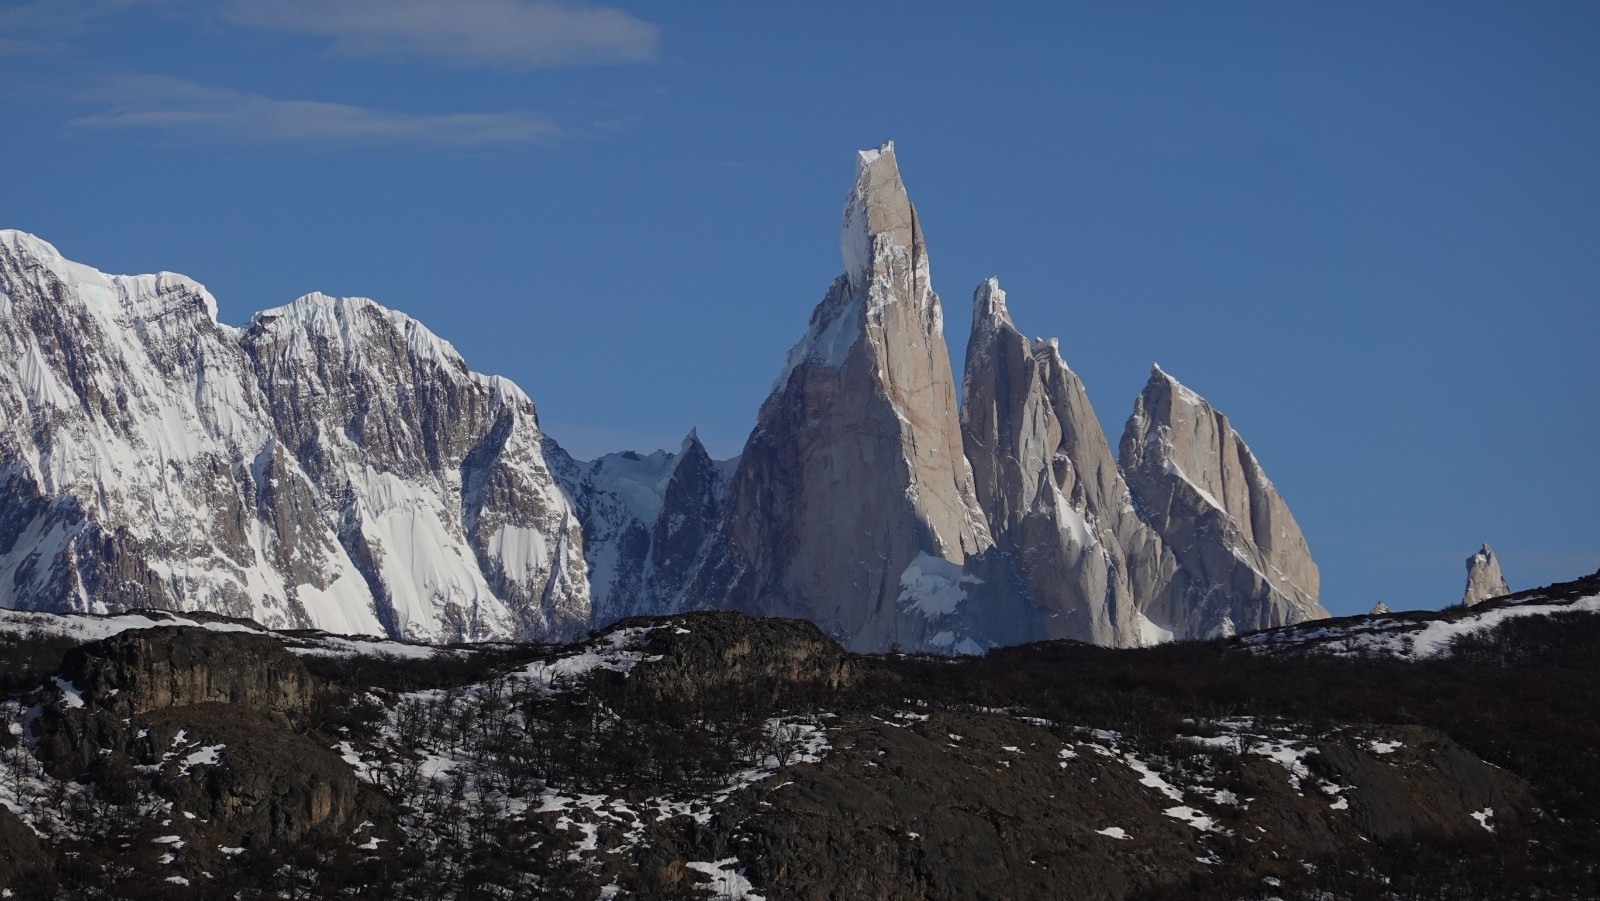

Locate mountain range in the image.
[0,143,1326,652]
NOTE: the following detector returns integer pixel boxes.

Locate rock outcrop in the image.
[689,142,1020,653]
[615,611,858,706]
[30,626,394,859]
[960,279,1174,646]
[1119,366,1326,637]
[0,803,52,897]
[56,626,315,719]
[1462,543,1510,607]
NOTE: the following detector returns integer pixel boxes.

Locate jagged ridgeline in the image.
[0,143,1325,651]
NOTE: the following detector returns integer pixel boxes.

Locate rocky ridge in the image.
[0,231,588,644]
[960,278,1177,647]
[1,143,1329,652]
[547,432,733,627]
[1120,365,1327,637]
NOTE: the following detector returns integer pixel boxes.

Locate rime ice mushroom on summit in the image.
[1462,544,1511,608]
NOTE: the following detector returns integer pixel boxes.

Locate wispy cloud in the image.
[221,0,659,69]
[0,37,46,56]
[0,0,172,31]
[67,75,561,147]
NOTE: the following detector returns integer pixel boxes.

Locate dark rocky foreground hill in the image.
[0,572,1596,899]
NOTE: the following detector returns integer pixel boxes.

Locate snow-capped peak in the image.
[1147,363,1207,410]
[973,276,1009,320]
[0,231,590,644]
[251,292,467,373]
[840,140,916,296]
[0,229,219,324]
[856,139,894,166]
[681,427,705,456]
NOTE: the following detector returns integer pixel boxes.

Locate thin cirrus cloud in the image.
[67,74,562,147]
[221,0,660,69]
[0,0,173,31]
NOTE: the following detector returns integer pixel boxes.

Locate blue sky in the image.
[2,1,1596,617]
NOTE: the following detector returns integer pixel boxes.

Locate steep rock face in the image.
[648,433,730,609]
[0,231,588,643]
[692,143,1017,653]
[615,611,858,706]
[1119,366,1325,637]
[1463,543,1510,607]
[57,626,315,719]
[960,280,1174,646]
[551,432,732,627]
[240,295,588,641]
[0,231,378,632]
[0,804,52,896]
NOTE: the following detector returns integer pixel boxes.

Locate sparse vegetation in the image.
[0,574,1596,898]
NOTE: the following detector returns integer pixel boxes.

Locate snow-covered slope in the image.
[1239,570,1599,659]
[0,230,587,642]
[550,432,732,627]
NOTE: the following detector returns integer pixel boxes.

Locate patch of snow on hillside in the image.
[688,859,765,901]
[285,635,444,661]
[897,553,980,618]
[1137,613,1175,646]
[486,524,551,589]
[520,626,658,693]
[1241,590,1600,659]
[50,677,85,709]
[1096,826,1130,840]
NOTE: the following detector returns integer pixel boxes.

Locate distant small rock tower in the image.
[1462,544,1511,608]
